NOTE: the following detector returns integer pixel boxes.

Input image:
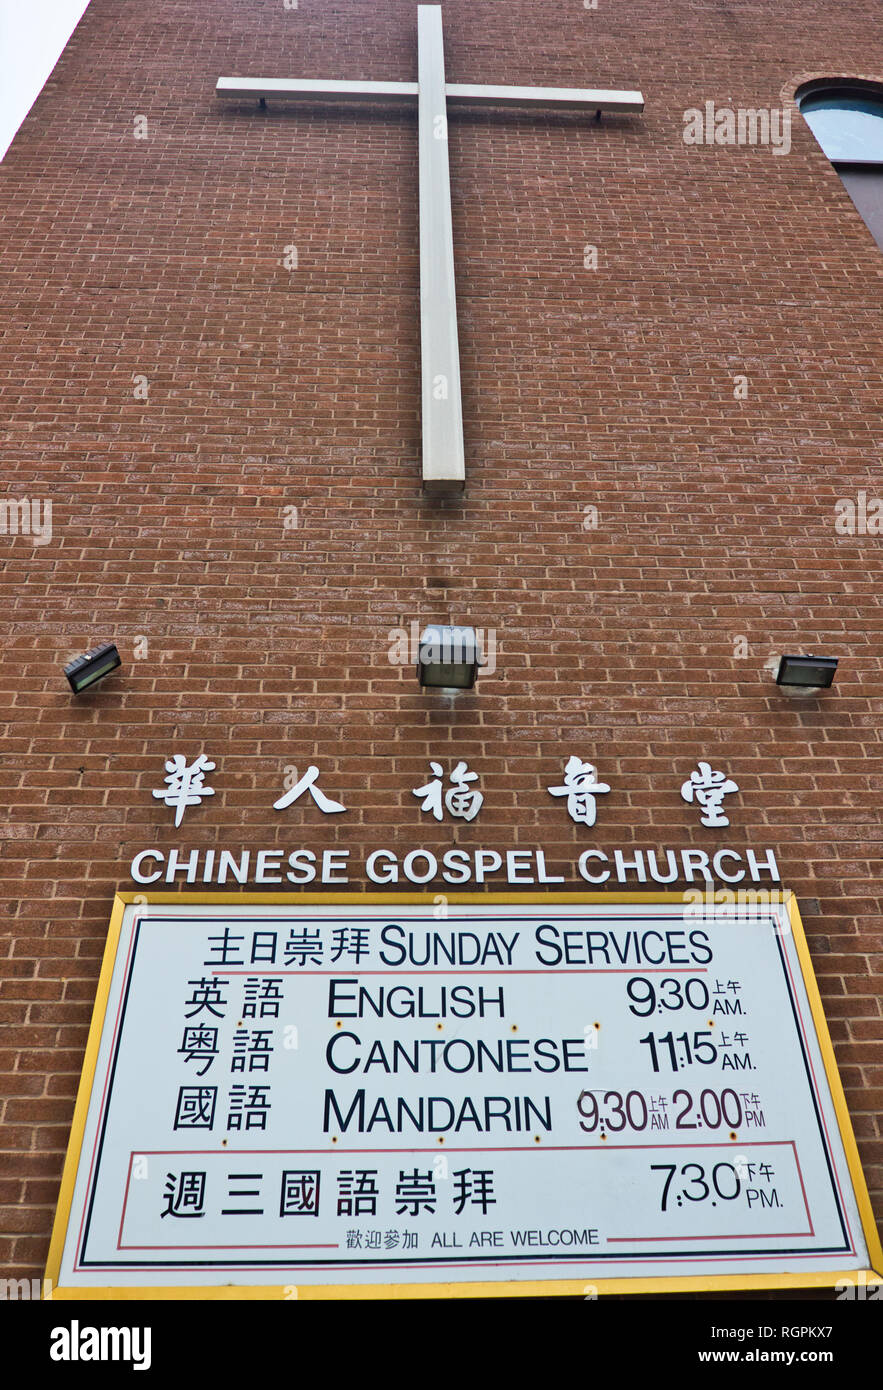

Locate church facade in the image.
[0,0,881,1298]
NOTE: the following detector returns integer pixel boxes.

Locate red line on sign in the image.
[76,917,141,1271]
[117,1243,339,1251]
[209,968,708,976]
[608,1232,808,1243]
[122,1140,798,1157]
[789,1140,815,1238]
[126,1146,587,1157]
[606,1140,814,1242]
[86,1249,855,1276]
[780,942,850,1248]
[117,1156,134,1251]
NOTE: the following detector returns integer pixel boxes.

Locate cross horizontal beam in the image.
[216,76,645,114]
[216,7,644,495]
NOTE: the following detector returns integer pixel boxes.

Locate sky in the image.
[0,0,91,160]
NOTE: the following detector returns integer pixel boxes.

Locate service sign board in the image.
[48,892,882,1298]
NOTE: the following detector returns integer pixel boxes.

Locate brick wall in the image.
[0,0,880,1282]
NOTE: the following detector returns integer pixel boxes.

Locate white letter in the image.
[772,107,791,156]
[130,850,163,885]
[441,849,471,884]
[682,108,703,145]
[474,851,502,884]
[322,850,349,883]
[387,627,409,665]
[164,849,199,883]
[255,850,283,884]
[715,106,736,145]
[578,850,610,884]
[285,849,316,884]
[30,499,52,546]
[403,850,437,884]
[613,849,647,883]
[133,1328,151,1372]
[536,851,564,884]
[506,850,535,884]
[712,849,745,883]
[366,849,398,884]
[481,627,497,677]
[50,1328,70,1362]
[746,847,780,882]
[680,849,711,883]
[834,498,855,534]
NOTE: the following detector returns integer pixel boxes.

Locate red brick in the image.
[0,0,880,1288]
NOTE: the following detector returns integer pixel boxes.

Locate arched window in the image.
[798,83,883,249]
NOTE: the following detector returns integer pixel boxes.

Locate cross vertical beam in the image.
[216,5,644,497]
[417,6,465,495]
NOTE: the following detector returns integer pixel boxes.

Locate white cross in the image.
[217,6,643,495]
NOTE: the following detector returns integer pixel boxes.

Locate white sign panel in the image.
[48,893,882,1296]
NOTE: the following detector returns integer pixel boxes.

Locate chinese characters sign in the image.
[47,895,881,1297]
[145,750,739,829]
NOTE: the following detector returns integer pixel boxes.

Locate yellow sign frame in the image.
[46,890,883,1300]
